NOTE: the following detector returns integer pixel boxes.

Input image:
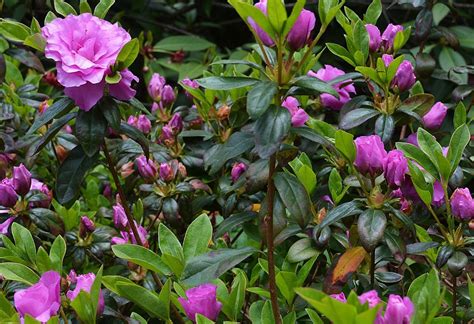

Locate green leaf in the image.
[54,0,78,17]
[36,247,52,273]
[105,72,122,84]
[0,292,16,317]
[117,38,139,69]
[453,102,466,129]
[112,244,171,276]
[357,209,387,251]
[159,223,184,261]
[254,105,291,159]
[267,0,287,34]
[196,314,215,324]
[215,212,256,238]
[182,247,256,286]
[24,33,46,52]
[119,122,150,158]
[468,275,474,309]
[0,19,31,43]
[396,142,438,179]
[229,0,275,40]
[335,130,356,162]
[247,81,278,119]
[293,76,339,97]
[364,0,381,24]
[274,172,312,228]
[49,236,66,273]
[327,43,355,66]
[339,108,380,130]
[80,0,92,13]
[276,271,298,304]
[56,145,98,205]
[196,76,259,90]
[75,106,107,157]
[408,269,441,323]
[288,153,316,194]
[287,238,319,263]
[183,214,213,262]
[154,36,215,52]
[93,0,115,18]
[447,124,470,176]
[407,161,433,207]
[99,97,121,131]
[32,113,75,155]
[0,263,39,285]
[439,47,467,84]
[115,282,169,320]
[27,97,75,135]
[282,0,305,38]
[374,114,395,143]
[11,223,36,265]
[320,201,362,228]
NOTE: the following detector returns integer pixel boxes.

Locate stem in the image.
[60,307,68,323]
[370,249,376,289]
[427,205,450,242]
[294,24,327,75]
[277,38,283,85]
[264,154,281,324]
[103,141,185,324]
[452,275,457,320]
[443,184,455,234]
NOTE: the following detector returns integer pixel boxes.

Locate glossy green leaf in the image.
[254,105,291,159]
[93,0,115,18]
[183,214,213,261]
[75,108,107,157]
[357,209,387,251]
[112,244,172,276]
[0,262,39,285]
[247,81,278,119]
[27,97,75,135]
[197,77,259,90]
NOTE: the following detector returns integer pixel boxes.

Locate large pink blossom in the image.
[42,13,138,110]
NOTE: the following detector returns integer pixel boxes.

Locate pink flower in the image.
[378,295,414,324]
[0,217,15,235]
[0,179,18,208]
[422,102,448,129]
[382,54,394,66]
[286,9,316,50]
[148,73,166,101]
[128,114,152,134]
[159,163,174,182]
[161,85,175,106]
[383,150,408,187]
[29,179,52,208]
[67,273,105,315]
[392,60,416,92]
[366,24,381,52]
[248,1,274,47]
[405,133,418,146]
[42,14,138,110]
[113,204,128,229]
[231,162,248,182]
[14,271,61,323]
[330,292,347,303]
[381,24,404,50]
[450,188,474,221]
[135,155,158,180]
[111,221,148,246]
[308,65,356,110]
[282,96,309,127]
[354,135,387,176]
[178,284,222,322]
[358,290,381,308]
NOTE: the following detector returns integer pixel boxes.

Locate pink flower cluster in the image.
[111,203,149,247]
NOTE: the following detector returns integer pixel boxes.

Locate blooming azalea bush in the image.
[0,0,473,323]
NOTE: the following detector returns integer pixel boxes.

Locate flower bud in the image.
[422,102,447,129]
[392,60,416,92]
[39,100,49,114]
[79,216,95,238]
[248,1,274,47]
[182,78,199,99]
[365,24,381,52]
[66,273,105,315]
[113,204,128,230]
[282,96,309,127]
[127,115,137,127]
[178,284,222,322]
[231,162,248,182]
[286,9,316,51]
[383,150,408,187]
[330,292,347,303]
[381,23,404,50]
[29,179,52,208]
[103,183,112,199]
[12,164,31,196]
[168,113,183,133]
[136,115,152,134]
[147,73,166,101]
[161,85,175,106]
[354,135,387,176]
[178,162,187,178]
[0,217,15,235]
[120,162,135,178]
[382,54,394,66]
[380,295,414,324]
[159,163,174,182]
[217,105,231,121]
[358,290,381,308]
[450,188,474,221]
[135,155,158,180]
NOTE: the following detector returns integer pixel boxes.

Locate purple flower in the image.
[382,54,394,66]
[159,162,174,182]
[137,115,152,134]
[286,9,316,50]
[366,24,381,52]
[162,85,176,106]
[248,1,274,47]
[81,216,96,232]
[136,155,158,180]
[354,135,387,176]
[231,162,248,182]
[378,294,414,324]
[0,180,18,208]
[113,203,128,229]
[111,221,148,247]
[182,78,200,99]
[14,271,61,323]
[0,217,15,235]
[383,150,408,187]
[29,179,52,208]
[178,284,222,322]
[392,60,416,92]
[432,181,444,208]
[422,102,448,129]
[282,96,309,127]
[308,65,356,110]
[168,113,183,133]
[330,292,347,303]
[161,125,174,141]
[42,14,138,110]
[148,73,166,101]
[381,24,404,50]
[12,163,31,196]
[406,133,418,146]
[450,188,474,221]
[358,290,381,308]
[67,273,105,315]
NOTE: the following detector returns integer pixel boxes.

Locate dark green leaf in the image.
[75,108,107,157]
[319,201,362,228]
[28,97,75,135]
[447,124,470,176]
[293,76,338,97]
[93,0,115,18]
[357,209,387,251]
[99,97,121,131]
[254,105,291,159]
[119,122,150,158]
[339,108,380,130]
[247,81,278,119]
[112,244,171,276]
[374,114,395,143]
[117,38,139,69]
[5,48,44,72]
[32,113,75,155]
[196,77,259,90]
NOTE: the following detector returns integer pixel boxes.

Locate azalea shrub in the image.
[0,0,473,323]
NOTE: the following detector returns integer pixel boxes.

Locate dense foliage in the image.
[0,0,473,323]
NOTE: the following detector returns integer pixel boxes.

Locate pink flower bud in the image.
[231,162,248,182]
[159,163,174,182]
[286,9,316,51]
[168,113,183,133]
[450,188,474,221]
[381,23,404,50]
[282,96,309,127]
[380,294,414,324]
[161,85,176,106]
[12,163,31,196]
[358,290,381,308]
[366,24,381,52]
[422,102,447,129]
[80,216,96,233]
[66,273,105,315]
[354,135,387,176]
[178,284,222,322]
[0,180,18,208]
[330,292,347,303]
[248,1,274,47]
[383,150,408,187]
[392,60,416,92]
[137,115,152,134]
[147,73,166,101]
[135,155,158,180]
[113,204,128,229]
[382,54,394,66]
